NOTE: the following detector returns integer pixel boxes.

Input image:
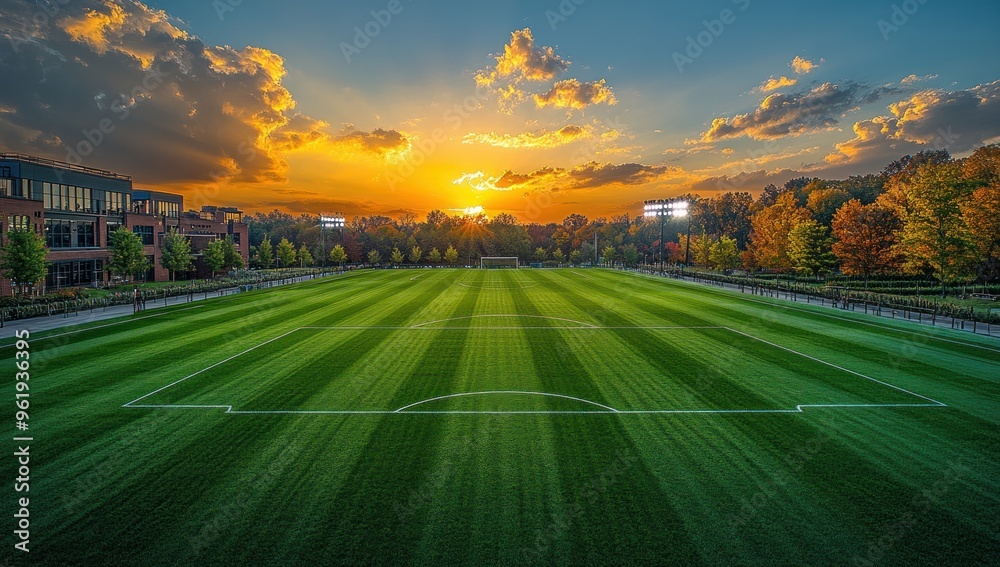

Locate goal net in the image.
[480,257,519,269]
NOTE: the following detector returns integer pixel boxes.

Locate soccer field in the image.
[7,268,1000,564]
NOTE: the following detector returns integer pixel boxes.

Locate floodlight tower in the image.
[319,213,347,269]
[643,199,689,274]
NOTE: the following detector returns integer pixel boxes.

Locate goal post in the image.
[480,257,519,269]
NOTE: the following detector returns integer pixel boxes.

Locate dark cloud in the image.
[700,82,902,142]
[0,0,332,184]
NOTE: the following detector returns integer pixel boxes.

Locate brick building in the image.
[0,153,249,295]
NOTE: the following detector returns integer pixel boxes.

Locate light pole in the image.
[319,214,346,270]
[643,199,689,275]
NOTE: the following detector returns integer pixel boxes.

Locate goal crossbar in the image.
[480,257,519,269]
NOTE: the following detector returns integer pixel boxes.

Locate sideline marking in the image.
[410,314,599,329]
[394,391,620,413]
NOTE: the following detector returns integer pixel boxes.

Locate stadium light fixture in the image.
[319,214,347,269]
[644,199,690,274]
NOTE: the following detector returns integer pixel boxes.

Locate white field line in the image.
[625,270,1000,355]
[0,305,206,348]
[394,391,620,413]
[457,282,539,289]
[122,327,303,407]
[297,325,725,331]
[409,274,424,281]
[572,271,591,279]
[723,327,947,407]
[409,314,600,329]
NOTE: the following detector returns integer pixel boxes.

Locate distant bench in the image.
[970,293,998,301]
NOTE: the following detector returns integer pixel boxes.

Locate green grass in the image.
[6,269,999,565]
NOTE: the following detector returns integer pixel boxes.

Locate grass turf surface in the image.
[4,268,999,565]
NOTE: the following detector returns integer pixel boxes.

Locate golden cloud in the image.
[790,56,820,75]
[758,76,798,93]
[475,28,570,88]
[533,79,617,110]
[454,161,682,193]
[462,125,591,149]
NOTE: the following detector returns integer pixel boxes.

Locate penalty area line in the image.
[724,326,947,408]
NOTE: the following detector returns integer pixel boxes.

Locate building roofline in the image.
[0,153,132,182]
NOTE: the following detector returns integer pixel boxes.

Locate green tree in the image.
[534,247,548,263]
[748,192,812,270]
[222,236,244,270]
[367,249,382,265]
[276,237,297,269]
[298,244,314,267]
[893,163,977,295]
[409,245,423,264]
[444,245,459,265]
[621,243,639,267]
[330,245,348,268]
[160,229,193,281]
[601,244,617,267]
[709,236,740,271]
[690,230,716,268]
[552,248,566,265]
[427,247,442,263]
[257,236,273,269]
[569,249,582,266]
[390,247,404,265]
[787,220,837,277]
[108,227,150,283]
[0,229,48,295]
[203,239,227,277]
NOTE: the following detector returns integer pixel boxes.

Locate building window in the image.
[231,232,241,245]
[0,179,11,197]
[45,219,72,248]
[76,221,95,248]
[133,225,154,246]
[8,215,30,232]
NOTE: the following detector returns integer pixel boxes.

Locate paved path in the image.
[0,272,346,341]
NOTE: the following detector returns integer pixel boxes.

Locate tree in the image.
[203,239,227,277]
[409,245,423,264]
[787,220,837,277]
[160,229,193,281]
[709,236,740,271]
[747,193,811,271]
[427,247,442,263]
[0,230,47,295]
[367,249,382,265]
[893,163,977,295]
[390,247,404,265]
[329,245,348,268]
[962,184,1000,281]
[601,245,617,267]
[222,237,243,271]
[298,245,314,267]
[276,237,297,269]
[831,200,902,284]
[534,247,548,263]
[108,227,150,283]
[569,249,582,266]
[552,248,566,265]
[690,230,715,268]
[806,188,852,226]
[444,245,459,265]
[257,236,273,269]
[620,243,639,267]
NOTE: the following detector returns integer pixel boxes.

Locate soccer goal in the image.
[480,257,519,269]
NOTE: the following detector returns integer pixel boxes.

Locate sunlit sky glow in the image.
[2,0,998,221]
